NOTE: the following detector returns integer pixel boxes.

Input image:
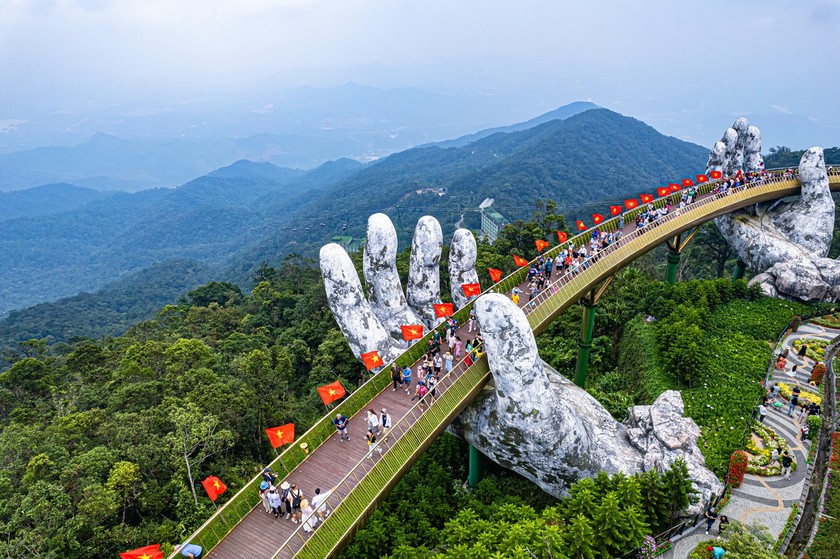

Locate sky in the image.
[1,0,840,150]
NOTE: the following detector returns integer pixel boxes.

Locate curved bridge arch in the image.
[189,172,840,559]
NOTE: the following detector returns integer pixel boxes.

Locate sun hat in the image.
[280,481,290,490]
[260,481,268,490]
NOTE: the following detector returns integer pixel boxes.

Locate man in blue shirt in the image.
[333,413,350,441]
[401,366,412,394]
[177,543,203,558]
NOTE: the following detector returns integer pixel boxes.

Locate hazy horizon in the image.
[2,0,839,159]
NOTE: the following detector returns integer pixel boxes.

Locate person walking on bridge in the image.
[333,413,350,441]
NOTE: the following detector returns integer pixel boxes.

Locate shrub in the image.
[806,415,822,441]
[728,450,749,488]
[810,363,826,386]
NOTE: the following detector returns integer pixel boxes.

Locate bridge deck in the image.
[202,172,840,559]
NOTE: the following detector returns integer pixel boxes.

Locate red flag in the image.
[592,213,605,225]
[576,220,587,231]
[202,475,228,502]
[512,254,529,267]
[535,239,550,252]
[265,423,295,448]
[669,183,681,192]
[120,545,163,559]
[710,170,723,179]
[488,268,503,282]
[640,194,654,203]
[624,198,639,210]
[609,205,622,216]
[696,174,709,183]
[461,283,481,298]
[681,178,694,187]
[657,187,669,197]
[318,380,348,404]
[400,324,424,341]
[360,352,382,371]
[433,303,455,317]
[556,231,568,243]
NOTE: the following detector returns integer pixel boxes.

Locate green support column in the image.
[468,445,485,487]
[733,259,746,281]
[665,249,681,285]
[574,300,597,388]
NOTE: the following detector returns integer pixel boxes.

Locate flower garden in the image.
[745,421,795,476]
[792,338,829,362]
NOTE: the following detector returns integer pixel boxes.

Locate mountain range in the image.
[0,105,709,344]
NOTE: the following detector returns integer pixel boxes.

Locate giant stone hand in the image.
[321,216,722,512]
[320,213,479,363]
[709,118,839,301]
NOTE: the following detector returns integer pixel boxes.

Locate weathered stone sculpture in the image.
[709,118,839,301]
[321,214,722,511]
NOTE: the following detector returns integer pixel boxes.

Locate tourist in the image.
[366,429,381,454]
[176,543,203,558]
[366,409,380,436]
[300,498,318,532]
[333,413,350,442]
[380,408,392,442]
[267,487,283,518]
[443,351,453,373]
[288,483,304,524]
[311,487,334,521]
[758,403,767,423]
[704,507,718,534]
[468,309,477,332]
[402,365,412,394]
[454,336,462,360]
[511,290,520,305]
[391,364,401,391]
[415,382,429,411]
[781,451,793,479]
[433,353,442,375]
[788,393,799,418]
[280,481,293,519]
[718,515,729,534]
[797,344,808,358]
[769,448,779,466]
[259,480,272,513]
[707,545,726,559]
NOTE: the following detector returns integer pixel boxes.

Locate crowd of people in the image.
[258,468,337,533]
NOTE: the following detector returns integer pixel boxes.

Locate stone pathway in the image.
[662,319,839,559]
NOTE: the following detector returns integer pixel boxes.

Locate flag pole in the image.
[277,443,290,473]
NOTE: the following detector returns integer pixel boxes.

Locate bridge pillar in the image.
[733,259,746,281]
[665,249,681,285]
[574,300,597,388]
[468,444,485,487]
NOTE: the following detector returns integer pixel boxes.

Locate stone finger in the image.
[320,243,400,362]
[363,213,423,338]
[448,228,480,309]
[406,216,443,327]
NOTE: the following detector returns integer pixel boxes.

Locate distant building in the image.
[331,236,366,253]
[481,208,508,244]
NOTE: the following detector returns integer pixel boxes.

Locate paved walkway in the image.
[663,318,839,559]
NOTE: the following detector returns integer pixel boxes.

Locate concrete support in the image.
[468,444,485,487]
[574,300,597,388]
[665,249,681,285]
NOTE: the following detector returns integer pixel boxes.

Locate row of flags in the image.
[360,170,729,367]
[571,171,722,231]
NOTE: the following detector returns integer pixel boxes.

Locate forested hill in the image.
[0,259,212,348]
[224,108,709,283]
[0,107,706,339]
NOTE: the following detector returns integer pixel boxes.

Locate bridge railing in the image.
[271,355,492,558]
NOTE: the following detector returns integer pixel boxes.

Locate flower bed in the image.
[777,382,822,407]
[792,338,828,362]
[746,421,795,476]
[811,314,840,329]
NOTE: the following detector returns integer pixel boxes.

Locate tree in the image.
[165,400,234,506]
[107,461,142,523]
[663,459,698,525]
[593,492,631,557]
[562,514,596,559]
